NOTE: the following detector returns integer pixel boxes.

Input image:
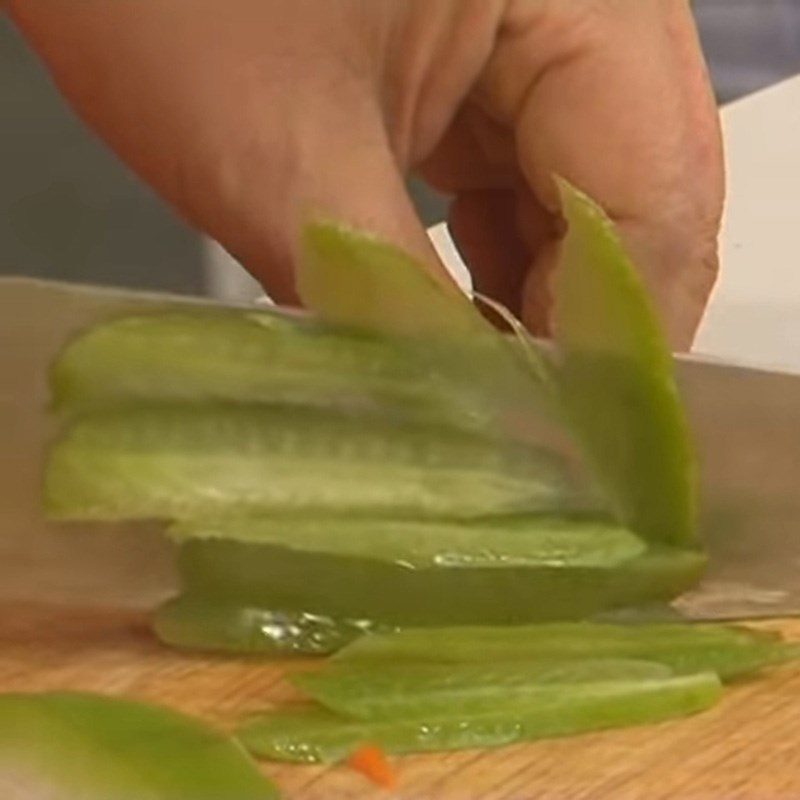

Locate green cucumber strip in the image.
[154,597,390,656]
[0,692,278,799]
[44,404,573,521]
[299,220,495,338]
[172,540,705,629]
[169,515,646,569]
[292,659,673,720]
[49,309,524,433]
[334,621,796,681]
[237,672,721,763]
[298,220,573,451]
[552,180,696,547]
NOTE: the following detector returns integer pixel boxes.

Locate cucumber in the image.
[553,180,697,547]
[170,539,706,629]
[168,515,645,569]
[292,659,673,720]
[237,671,721,763]
[44,404,574,521]
[50,309,531,433]
[299,221,563,447]
[154,598,389,656]
[0,692,278,799]
[335,621,798,682]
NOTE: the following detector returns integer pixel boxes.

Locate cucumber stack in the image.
[43,181,703,654]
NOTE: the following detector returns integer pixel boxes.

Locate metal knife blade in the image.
[2,276,799,619]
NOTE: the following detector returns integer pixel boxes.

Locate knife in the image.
[2,275,799,620]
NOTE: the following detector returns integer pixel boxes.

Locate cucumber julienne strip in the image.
[237,672,721,763]
[299,220,574,453]
[292,659,674,720]
[553,180,697,547]
[50,309,529,433]
[154,598,389,656]
[171,540,706,629]
[334,621,797,681]
[44,404,574,522]
[169,515,646,569]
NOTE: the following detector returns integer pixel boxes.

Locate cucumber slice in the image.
[553,180,697,547]
[299,221,566,448]
[172,540,706,628]
[154,597,389,656]
[169,515,645,570]
[50,309,524,432]
[300,221,493,338]
[293,659,673,720]
[237,671,721,763]
[335,621,797,681]
[44,404,573,521]
[0,692,278,799]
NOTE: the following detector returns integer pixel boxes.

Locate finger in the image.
[10,0,445,306]
[448,189,529,318]
[477,0,724,349]
[419,103,518,193]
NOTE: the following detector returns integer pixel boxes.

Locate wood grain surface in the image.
[2,602,800,800]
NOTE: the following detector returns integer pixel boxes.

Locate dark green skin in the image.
[154,540,706,653]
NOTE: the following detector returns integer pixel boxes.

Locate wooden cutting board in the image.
[3,601,800,800]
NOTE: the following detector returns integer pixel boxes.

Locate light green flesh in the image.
[237,672,721,763]
[553,180,696,547]
[169,515,645,569]
[0,692,278,799]
[299,221,569,449]
[293,659,673,720]
[44,404,575,521]
[334,622,793,680]
[299,221,495,338]
[50,309,540,435]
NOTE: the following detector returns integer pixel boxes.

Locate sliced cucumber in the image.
[293,658,673,720]
[237,671,721,763]
[169,515,645,570]
[44,404,573,521]
[171,539,706,628]
[50,309,527,433]
[299,220,566,448]
[0,692,278,799]
[552,180,697,547]
[300,221,491,338]
[334,621,797,681]
[154,598,389,656]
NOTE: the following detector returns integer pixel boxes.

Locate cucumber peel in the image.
[237,671,721,763]
[169,515,646,570]
[0,692,279,799]
[334,621,799,681]
[553,180,697,547]
[292,658,674,720]
[169,539,705,629]
[299,220,563,446]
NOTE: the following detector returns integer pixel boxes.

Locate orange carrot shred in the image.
[347,743,397,790]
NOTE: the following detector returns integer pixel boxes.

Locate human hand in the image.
[10,0,723,349]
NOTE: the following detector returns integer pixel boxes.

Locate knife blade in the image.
[2,276,799,620]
